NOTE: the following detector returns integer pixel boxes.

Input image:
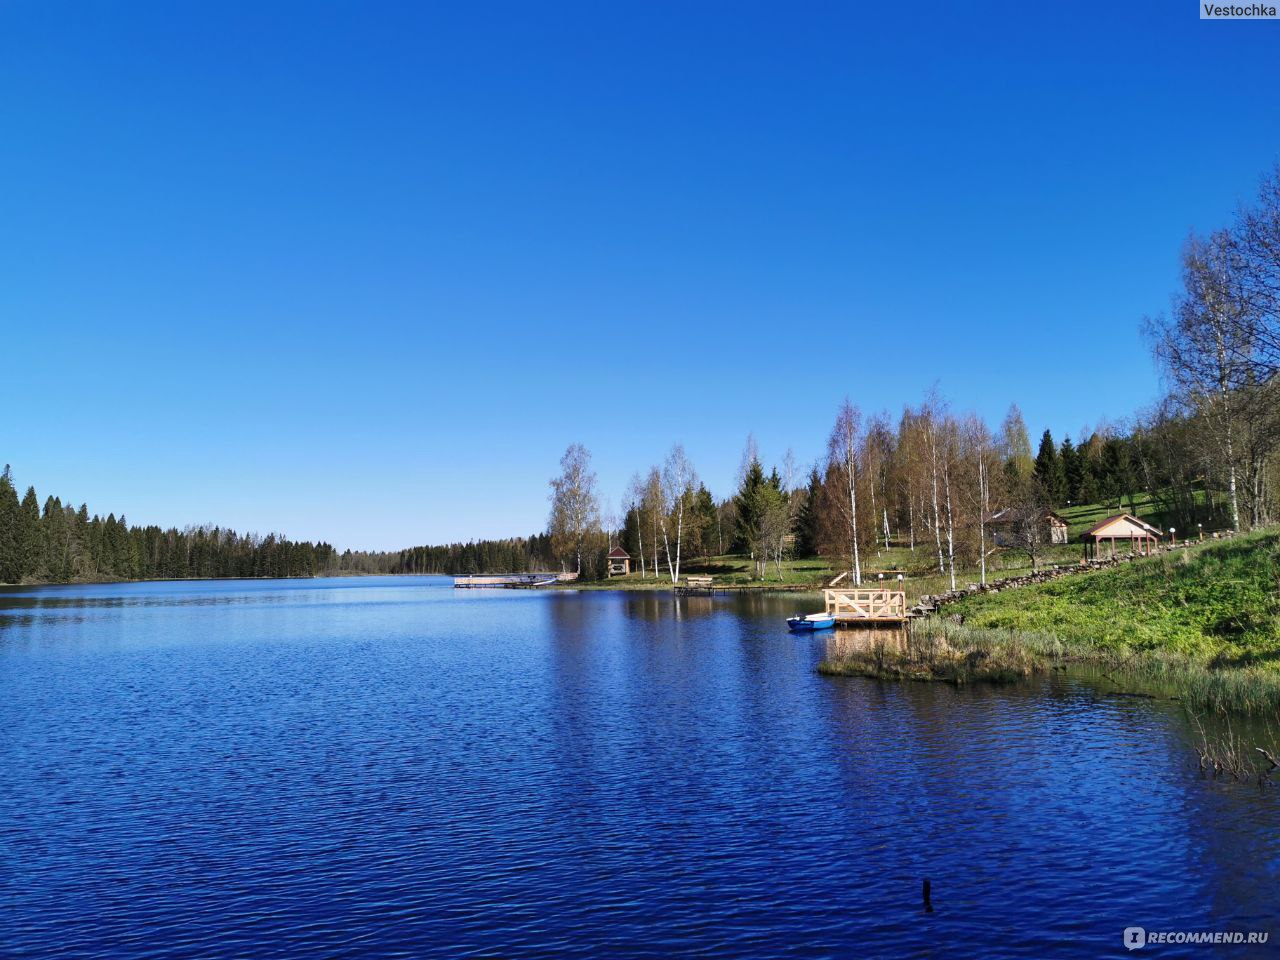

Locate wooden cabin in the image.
[1081,514,1163,558]
[606,547,631,577]
[987,508,1070,547]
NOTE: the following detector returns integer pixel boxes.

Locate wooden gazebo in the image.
[606,547,631,577]
[1081,514,1163,559]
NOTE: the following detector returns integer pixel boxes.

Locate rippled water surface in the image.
[3,577,1278,958]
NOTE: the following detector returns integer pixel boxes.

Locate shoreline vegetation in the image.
[819,530,1280,717]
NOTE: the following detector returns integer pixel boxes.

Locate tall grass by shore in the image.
[819,616,1280,716]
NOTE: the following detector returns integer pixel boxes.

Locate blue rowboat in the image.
[787,613,836,631]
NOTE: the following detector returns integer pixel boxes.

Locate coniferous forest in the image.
[0,463,560,584]
[0,465,340,583]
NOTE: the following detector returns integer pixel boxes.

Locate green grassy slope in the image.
[950,529,1280,664]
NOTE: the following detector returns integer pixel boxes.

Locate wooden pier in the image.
[823,587,907,624]
[674,575,715,595]
[453,572,578,589]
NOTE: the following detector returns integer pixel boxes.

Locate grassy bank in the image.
[584,542,1090,598]
[949,529,1280,662]
[820,530,1280,715]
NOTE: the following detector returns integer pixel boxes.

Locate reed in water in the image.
[819,616,1280,716]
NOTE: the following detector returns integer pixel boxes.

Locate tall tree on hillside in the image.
[1034,429,1066,506]
[547,443,600,576]
[1232,163,1280,377]
[1080,432,1106,504]
[1148,231,1261,532]
[999,404,1035,485]
[1060,436,1083,505]
[1099,437,1138,512]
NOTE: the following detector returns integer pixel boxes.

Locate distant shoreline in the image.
[0,571,452,588]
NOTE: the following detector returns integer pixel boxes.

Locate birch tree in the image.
[1148,231,1258,532]
[660,444,697,583]
[547,443,600,575]
[1232,163,1280,376]
[625,473,648,577]
[645,468,665,578]
[826,399,864,585]
[960,414,1001,585]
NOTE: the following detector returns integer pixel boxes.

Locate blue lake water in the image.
[2,577,1277,958]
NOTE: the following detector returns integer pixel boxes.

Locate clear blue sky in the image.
[2,2,1277,550]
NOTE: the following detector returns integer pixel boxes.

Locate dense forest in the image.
[0,466,341,584]
[0,465,566,585]
[385,535,557,575]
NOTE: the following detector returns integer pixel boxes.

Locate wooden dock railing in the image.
[675,575,715,595]
[823,588,907,622]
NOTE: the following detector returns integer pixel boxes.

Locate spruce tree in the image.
[19,486,41,580]
[1033,430,1066,506]
[1060,437,1083,505]
[0,466,21,583]
[733,459,766,552]
[794,468,822,558]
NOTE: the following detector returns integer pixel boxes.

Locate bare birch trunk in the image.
[928,430,945,575]
[672,503,684,583]
[869,476,879,557]
[942,459,957,591]
[848,458,862,586]
[978,456,989,586]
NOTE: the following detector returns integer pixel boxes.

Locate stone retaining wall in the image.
[910,547,1188,618]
